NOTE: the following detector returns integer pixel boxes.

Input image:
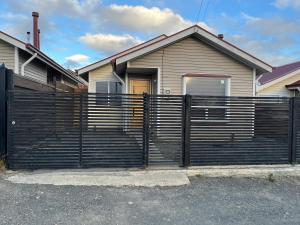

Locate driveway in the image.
[0,176,299,225]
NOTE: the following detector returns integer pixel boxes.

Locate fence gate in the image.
[7,91,145,169]
[147,95,184,166]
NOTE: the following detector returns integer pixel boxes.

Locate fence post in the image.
[0,65,6,161]
[143,93,150,167]
[289,97,297,164]
[181,95,187,167]
[183,94,192,167]
[78,93,83,167]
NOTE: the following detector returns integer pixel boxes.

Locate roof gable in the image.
[115,25,272,73]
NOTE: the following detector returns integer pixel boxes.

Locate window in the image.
[184,75,231,121]
[96,81,122,106]
[185,76,230,96]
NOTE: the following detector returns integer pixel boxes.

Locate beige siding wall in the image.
[19,52,47,83]
[258,73,300,97]
[129,37,254,96]
[89,64,117,92]
[0,39,15,70]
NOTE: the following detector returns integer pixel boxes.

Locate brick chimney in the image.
[32,12,40,49]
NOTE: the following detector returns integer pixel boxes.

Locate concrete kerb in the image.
[187,164,300,179]
[2,165,300,187]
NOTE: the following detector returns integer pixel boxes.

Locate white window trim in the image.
[183,75,231,122]
[182,76,231,96]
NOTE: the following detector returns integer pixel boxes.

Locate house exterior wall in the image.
[88,64,117,93]
[18,51,47,83]
[0,39,15,70]
[257,73,300,97]
[128,37,254,96]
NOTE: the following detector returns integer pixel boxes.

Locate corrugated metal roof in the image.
[259,61,300,85]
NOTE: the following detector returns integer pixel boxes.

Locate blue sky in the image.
[1,0,300,68]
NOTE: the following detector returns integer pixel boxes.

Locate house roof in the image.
[0,31,86,85]
[258,61,300,85]
[78,25,272,75]
[77,34,167,74]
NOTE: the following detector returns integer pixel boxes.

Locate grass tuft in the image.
[0,160,6,173]
[267,173,275,183]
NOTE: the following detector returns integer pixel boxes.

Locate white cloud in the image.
[229,34,297,66]
[274,0,300,10]
[79,33,142,55]
[65,54,90,63]
[64,54,90,69]
[241,12,261,23]
[101,5,215,35]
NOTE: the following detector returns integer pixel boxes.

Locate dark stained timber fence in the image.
[189,96,290,165]
[7,91,145,169]
[7,91,81,169]
[6,90,297,169]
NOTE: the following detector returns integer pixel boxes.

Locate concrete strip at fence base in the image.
[187,164,300,178]
[3,169,190,187]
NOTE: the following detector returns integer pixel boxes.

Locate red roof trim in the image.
[183,73,231,78]
[286,80,300,88]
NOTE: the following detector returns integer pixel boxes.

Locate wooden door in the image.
[129,79,151,128]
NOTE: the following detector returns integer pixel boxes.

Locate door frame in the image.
[125,67,160,94]
[127,75,153,95]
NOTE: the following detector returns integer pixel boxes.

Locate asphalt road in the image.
[0,176,299,225]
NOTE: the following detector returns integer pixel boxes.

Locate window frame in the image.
[95,80,122,106]
[182,74,231,122]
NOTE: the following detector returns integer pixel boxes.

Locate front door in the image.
[129,78,152,128]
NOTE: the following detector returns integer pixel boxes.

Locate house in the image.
[0,12,87,92]
[257,61,300,97]
[78,25,272,97]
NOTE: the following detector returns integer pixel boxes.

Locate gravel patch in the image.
[0,175,299,225]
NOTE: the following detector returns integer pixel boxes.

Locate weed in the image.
[267,173,275,182]
[0,160,6,173]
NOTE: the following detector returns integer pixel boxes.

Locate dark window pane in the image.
[109,82,122,106]
[96,82,108,93]
[96,82,108,105]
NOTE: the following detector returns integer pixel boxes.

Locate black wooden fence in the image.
[4,90,300,169]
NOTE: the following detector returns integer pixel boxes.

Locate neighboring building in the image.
[257,61,300,97]
[0,12,86,92]
[78,25,272,97]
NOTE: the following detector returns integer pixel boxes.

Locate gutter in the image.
[21,53,37,76]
